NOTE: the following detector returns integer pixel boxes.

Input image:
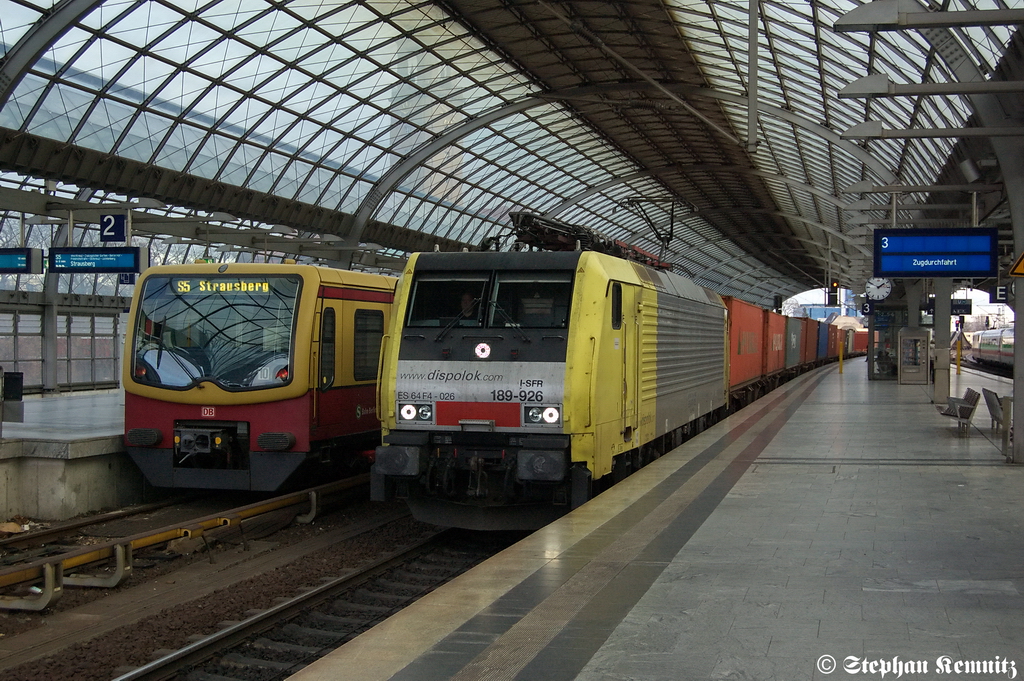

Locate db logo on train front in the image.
[201,406,216,418]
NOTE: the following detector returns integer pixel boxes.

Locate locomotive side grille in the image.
[126,428,162,447]
[257,432,296,451]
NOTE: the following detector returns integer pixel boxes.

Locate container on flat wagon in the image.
[785,317,803,368]
[800,318,818,365]
[853,329,868,353]
[724,296,767,389]
[816,321,829,360]
[764,311,787,375]
[827,324,840,358]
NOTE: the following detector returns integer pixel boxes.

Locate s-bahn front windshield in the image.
[406,271,573,329]
[131,275,301,390]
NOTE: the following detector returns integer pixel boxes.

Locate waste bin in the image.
[2,372,23,401]
[1,371,24,423]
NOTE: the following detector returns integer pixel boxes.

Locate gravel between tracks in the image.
[0,500,436,681]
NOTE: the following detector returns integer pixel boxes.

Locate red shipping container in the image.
[764,311,787,375]
[724,296,766,389]
[853,329,868,352]
[827,324,840,358]
[800,318,818,364]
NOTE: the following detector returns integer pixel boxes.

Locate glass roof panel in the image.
[0,0,1018,299]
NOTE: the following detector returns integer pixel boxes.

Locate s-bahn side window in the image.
[130,275,300,390]
[406,273,488,327]
[488,271,572,328]
[353,309,385,381]
[611,282,622,329]
[319,307,336,390]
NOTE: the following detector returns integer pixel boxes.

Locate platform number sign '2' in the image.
[99,214,127,243]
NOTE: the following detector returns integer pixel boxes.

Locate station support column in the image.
[932,278,951,405]
[905,280,923,328]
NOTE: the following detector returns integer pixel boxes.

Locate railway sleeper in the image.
[279,622,349,642]
[374,577,436,591]
[220,652,301,671]
[251,638,322,655]
[352,587,416,604]
[185,671,249,681]
[302,610,367,627]
[328,600,393,614]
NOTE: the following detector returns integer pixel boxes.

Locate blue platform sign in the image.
[99,214,127,242]
[0,248,44,274]
[48,247,149,274]
[874,227,998,278]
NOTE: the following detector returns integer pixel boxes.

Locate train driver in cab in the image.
[459,290,481,325]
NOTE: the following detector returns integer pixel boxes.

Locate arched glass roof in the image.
[0,0,1018,306]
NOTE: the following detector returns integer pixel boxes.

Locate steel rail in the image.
[0,475,370,610]
[110,528,449,681]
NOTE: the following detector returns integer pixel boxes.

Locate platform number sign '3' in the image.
[99,214,127,242]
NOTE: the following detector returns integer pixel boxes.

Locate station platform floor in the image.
[0,389,123,444]
[0,390,138,520]
[288,358,1022,681]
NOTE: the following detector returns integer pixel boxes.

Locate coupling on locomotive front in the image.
[123,262,395,491]
[372,250,728,530]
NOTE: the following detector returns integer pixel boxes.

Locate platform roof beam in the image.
[839,74,1024,99]
[834,2,1024,32]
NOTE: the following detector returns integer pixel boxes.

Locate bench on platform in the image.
[982,388,1006,433]
[937,387,980,435]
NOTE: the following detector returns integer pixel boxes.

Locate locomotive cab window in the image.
[489,271,572,328]
[611,282,622,329]
[406,273,488,328]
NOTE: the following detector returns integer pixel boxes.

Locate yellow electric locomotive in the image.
[372,250,727,529]
[124,262,395,491]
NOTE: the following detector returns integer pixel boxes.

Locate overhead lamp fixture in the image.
[270,224,299,236]
[24,215,64,224]
[842,199,881,211]
[157,236,183,246]
[959,159,982,184]
[131,198,166,209]
[207,212,238,222]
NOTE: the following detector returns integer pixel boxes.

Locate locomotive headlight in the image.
[524,404,562,426]
[399,403,433,422]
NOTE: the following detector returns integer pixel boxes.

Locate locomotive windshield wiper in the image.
[489,301,531,343]
[434,299,479,342]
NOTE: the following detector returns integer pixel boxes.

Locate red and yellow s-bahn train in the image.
[123,262,395,491]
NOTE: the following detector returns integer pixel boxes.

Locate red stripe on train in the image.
[435,401,521,427]
[319,286,393,303]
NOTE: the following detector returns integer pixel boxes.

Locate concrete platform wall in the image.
[0,438,147,520]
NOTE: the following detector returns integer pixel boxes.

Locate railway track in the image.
[0,499,437,680]
[0,476,371,611]
[112,528,518,681]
